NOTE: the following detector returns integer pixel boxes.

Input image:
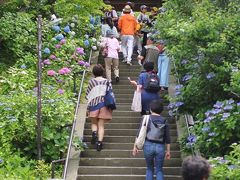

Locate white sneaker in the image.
[127,61,132,66]
[122,58,127,63]
[138,60,142,66]
[137,50,141,55]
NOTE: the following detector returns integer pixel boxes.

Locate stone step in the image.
[115,98,169,104]
[84,129,178,136]
[114,93,169,100]
[86,116,176,124]
[77,174,182,180]
[84,122,177,129]
[79,158,182,167]
[78,166,182,176]
[85,142,180,150]
[113,110,170,117]
[83,135,178,143]
[81,150,181,158]
[113,104,169,111]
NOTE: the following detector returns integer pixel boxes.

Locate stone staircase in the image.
[78,56,182,180]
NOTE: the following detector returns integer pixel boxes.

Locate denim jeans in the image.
[143,140,165,180]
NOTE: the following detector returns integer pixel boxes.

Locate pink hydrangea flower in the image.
[60,39,66,45]
[43,59,51,65]
[57,89,64,94]
[76,47,85,55]
[55,44,61,49]
[47,70,56,76]
[50,54,57,60]
[58,67,71,75]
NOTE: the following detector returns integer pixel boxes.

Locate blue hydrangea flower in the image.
[187,135,197,143]
[84,39,90,47]
[226,99,234,104]
[202,127,210,132]
[228,165,237,170]
[205,110,212,117]
[208,132,215,137]
[43,48,51,54]
[182,74,192,81]
[175,101,184,107]
[204,116,214,123]
[52,25,60,32]
[167,103,175,109]
[221,113,230,120]
[90,16,95,24]
[211,108,222,115]
[181,59,188,64]
[206,72,216,79]
[0,159,3,164]
[223,105,233,110]
[20,64,26,69]
[213,101,224,109]
[175,84,183,91]
[175,91,181,96]
[237,102,240,106]
[56,34,64,41]
[64,25,70,33]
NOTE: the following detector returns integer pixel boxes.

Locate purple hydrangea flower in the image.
[167,103,175,109]
[85,62,90,68]
[58,67,71,75]
[205,110,212,117]
[181,59,188,65]
[175,91,181,96]
[57,89,64,94]
[56,79,64,83]
[228,165,237,170]
[206,72,216,79]
[182,74,192,81]
[50,55,57,60]
[76,47,85,55]
[60,39,66,45]
[78,60,85,66]
[43,59,51,65]
[0,159,3,164]
[221,113,230,120]
[237,102,240,106]
[55,44,61,49]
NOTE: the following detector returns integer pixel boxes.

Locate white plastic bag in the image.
[131,90,142,112]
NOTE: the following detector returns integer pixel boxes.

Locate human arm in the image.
[165,122,171,159]
[165,144,171,160]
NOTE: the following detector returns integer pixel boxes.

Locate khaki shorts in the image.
[88,106,112,120]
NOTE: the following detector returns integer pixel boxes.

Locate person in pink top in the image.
[101,30,120,83]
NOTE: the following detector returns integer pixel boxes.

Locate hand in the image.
[132,146,139,156]
[165,151,171,160]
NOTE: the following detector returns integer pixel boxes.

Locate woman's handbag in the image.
[104,81,116,110]
[102,39,108,58]
[131,90,142,112]
[135,115,150,150]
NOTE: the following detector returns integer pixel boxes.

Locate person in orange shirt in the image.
[118,5,137,66]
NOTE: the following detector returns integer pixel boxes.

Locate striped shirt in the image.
[86,78,112,109]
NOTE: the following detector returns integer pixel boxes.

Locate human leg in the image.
[104,57,112,81]
[112,58,119,82]
[91,117,98,144]
[121,35,128,61]
[126,35,134,63]
[155,144,165,180]
[144,140,155,180]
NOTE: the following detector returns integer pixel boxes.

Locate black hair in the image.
[150,99,164,114]
[143,61,154,72]
[92,64,104,77]
[182,156,210,180]
[106,17,114,29]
